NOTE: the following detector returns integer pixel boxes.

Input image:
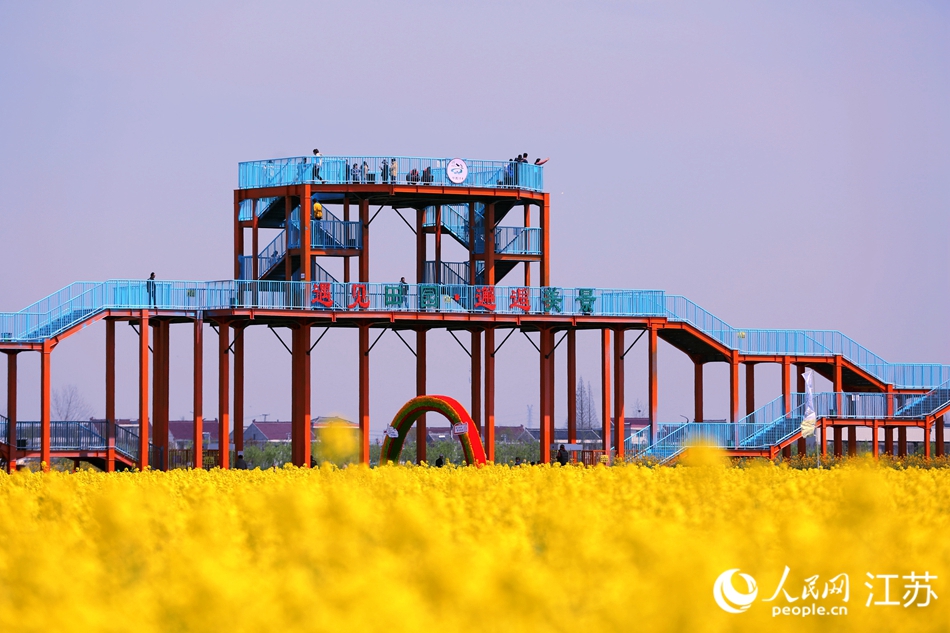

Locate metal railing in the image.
[495,227,541,255]
[3,279,948,389]
[239,156,544,193]
[115,425,140,461]
[3,421,108,452]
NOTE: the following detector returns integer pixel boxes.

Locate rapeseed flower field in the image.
[0,457,946,632]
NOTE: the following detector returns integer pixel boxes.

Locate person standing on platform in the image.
[312,149,324,182]
[147,272,156,307]
[390,158,398,183]
[399,277,409,307]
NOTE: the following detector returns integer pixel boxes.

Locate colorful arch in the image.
[380,395,487,466]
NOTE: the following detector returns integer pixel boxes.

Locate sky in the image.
[1,1,948,434]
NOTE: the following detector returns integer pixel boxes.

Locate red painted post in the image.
[290,326,300,465]
[924,421,931,459]
[548,328,556,456]
[358,323,370,464]
[193,319,203,470]
[416,329,427,464]
[937,415,945,458]
[6,352,17,472]
[540,194,550,287]
[233,325,245,455]
[138,311,149,471]
[303,323,311,468]
[434,205,442,284]
[781,357,791,415]
[796,364,807,454]
[359,199,369,283]
[884,426,894,456]
[833,427,842,457]
[567,329,576,444]
[693,358,703,422]
[848,424,856,457]
[471,330,481,434]
[484,327,495,462]
[648,326,658,444]
[301,184,312,283]
[898,427,907,457]
[539,328,551,464]
[251,199,259,280]
[217,320,230,469]
[601,329,611,455]
[746,362,756,416]
[40,343,52,471]
[152,321,170,471]
[729,351,739,423]
[484,203,495,285]
[613,328,625,461]
[105,320,115,472]
[872,420,880,459]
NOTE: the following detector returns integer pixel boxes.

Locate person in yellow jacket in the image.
[312,201,323,221]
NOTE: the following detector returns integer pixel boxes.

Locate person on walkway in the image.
[399,277,409,307]
[312,149,324,182]
[381,158,390,184]
[147,272,156,307]
[435,454,445,467]
[235,452,249,469]
[557,444,569,466]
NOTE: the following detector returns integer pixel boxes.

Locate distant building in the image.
[238,416,356,444]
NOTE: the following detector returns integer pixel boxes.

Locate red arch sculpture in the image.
[379,395,487,466]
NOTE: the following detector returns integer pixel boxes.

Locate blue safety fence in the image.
[239,156,544,193]
[2,280,948,389]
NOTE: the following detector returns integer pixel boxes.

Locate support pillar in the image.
[613,328,625,461]
[291,324,311,467]
[105,320,115,472]
[359,199,369,283]
[937,415,945,458]
[217,320,230,469]
[416,208,425,285]
[434,205,442,284]
[601,329,611,456]
[539,328,552,464]
[137,312,149,470]
[301,184,312,282]
[872,421,880,459]
[344,199,351,283]
[648,326,658,444]
[233,325,245,455]
[416,329,427,464]
[484,327,495,462]
[745,362,756,416]
[729,351,740,423]
[885,426,894,456]
[6,352,17,472]
[797,364,807,454]
[540,193,550,286]
[820,421,827,458]
[924,421,931,459]
[848,424,856,457]
[833,426,842,457]
[484,203,495,285]
[152,321,170,471]
[781,357,791,414]
[898,426,907,457]
[471,330,481,434]
[567,329,576,444]
[359,324,370,464]
[40,344,51,471]
[693,358,703,422]
[193,319,203,470]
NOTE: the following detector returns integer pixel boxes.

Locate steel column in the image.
[291,324,311,467]
[693,358,703,422]
[524,203,531,286]
[105,320,115,472]
[193,319,203,470]
[359,199,369,282]
[781,357,791,415]
[833,426,842,457]
[301,184,312,282]
[872,421,880,459]
[484,327,495,462]
[601,329,611,454]
[539,328,554,464]
[924,421,931,459]
[234,193,243,280]
[885,426,894,456]
[898,427,907,457]
[359,324,370,463]
[40,344,51,470]
[5,352,17,472]
[613,328,625,460]
[416,329,427,464]
[137,311,149,470]
[344,199,351,283]
[567,329,576,444]
[540,194,550,286]
[217,320,230,469]
[648,326,658,443]
[937,415,945,458]
[284,196,293,281]
[471,330,481,433]
[252,199,259,280]
[484,203,495,285]
[796,364,806,454]
[725,351,738,424]
[416,208,424,285]
[848,425,856,457]
[434,205,442,284]
[745,362,756,416]
[233,325,245,454]
[152,321,170,471]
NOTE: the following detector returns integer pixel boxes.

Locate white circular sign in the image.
[446,158,468,184]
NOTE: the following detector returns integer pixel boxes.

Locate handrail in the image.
[239,156,544,193]
[2,279,948,389]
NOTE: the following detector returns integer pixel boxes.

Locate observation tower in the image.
[1,154,948,471]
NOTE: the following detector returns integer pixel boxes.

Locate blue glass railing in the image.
[239,156,543,193]
[495,227,541,255]
[2,280,948,389]
[238,196,279,221]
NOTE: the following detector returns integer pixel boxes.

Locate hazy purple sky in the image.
[1,2,948,432]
